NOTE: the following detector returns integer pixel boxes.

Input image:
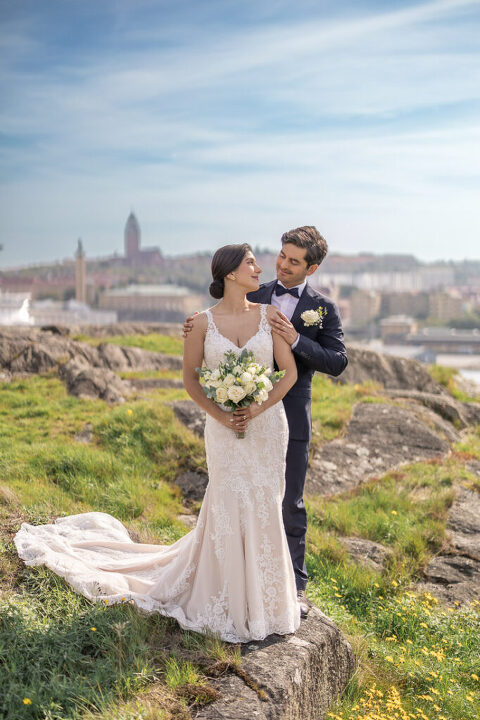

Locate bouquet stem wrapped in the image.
[196,349,285,438]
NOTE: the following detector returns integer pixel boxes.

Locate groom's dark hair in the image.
[210,243,252,299]
[281,226,328,267]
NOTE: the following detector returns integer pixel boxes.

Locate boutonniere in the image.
[301,306,327,328]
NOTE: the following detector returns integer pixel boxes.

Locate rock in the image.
[171,400,206,437]
[336,345,446,394]
[175,471,209,503]
[194,607,355,720]
[447,487,480,559]
[0,370,11,383]
[74,423,94,443]
[385,389,480,429]
[40,324,71,336]
[59,360,129,403]
[418,485,480,604]
[339,537,393,572]
[307,403,449,496]
[417,557,480,605]
[0,327,182,401]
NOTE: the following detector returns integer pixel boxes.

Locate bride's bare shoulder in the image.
[188,311,208,335]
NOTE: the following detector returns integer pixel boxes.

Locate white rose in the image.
[232,365,242,375]
[247,364,258,375]
[243,381,256,395]
[215,386,229,404]
[265,368,272,376]
[258,374,273,392]
[223,373,235,387]
[301,309,319,327]
[227,385,247,403]
[209,379,222,388]
[240,371,253,385]
[255,388,269,405]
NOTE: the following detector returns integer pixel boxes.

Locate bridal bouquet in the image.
[197,349,285,438]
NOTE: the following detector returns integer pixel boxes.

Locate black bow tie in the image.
[275,283,300,298]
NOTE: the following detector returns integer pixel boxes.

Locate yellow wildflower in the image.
[23,698,32,705]
[90,627,97,632]
[391,510,398,515]
[127,409,133,415]
[471,673,479,681]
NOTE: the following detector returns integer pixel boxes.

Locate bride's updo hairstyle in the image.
[209,243,252,299]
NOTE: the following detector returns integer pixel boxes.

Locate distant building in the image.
[123,212,163,267]
[75,239,86,303]
[350,289,381,328]
[427,291,464,322]
[380,291,429,319]
[380,315,417,344]
[98,284,204,322]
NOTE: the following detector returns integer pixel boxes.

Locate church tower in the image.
[75,238,86,304]
[124,211,141,261]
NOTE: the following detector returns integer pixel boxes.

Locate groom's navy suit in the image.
[247,280,347,590]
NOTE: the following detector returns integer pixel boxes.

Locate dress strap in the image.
[259,303,271,333]
[204,308,217,334]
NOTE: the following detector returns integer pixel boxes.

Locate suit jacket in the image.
[247,280,348,441]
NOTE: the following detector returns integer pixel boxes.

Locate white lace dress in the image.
[14,304,300,643]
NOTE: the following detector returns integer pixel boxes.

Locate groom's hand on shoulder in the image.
[182,312,198,339]
[269,309,299,346]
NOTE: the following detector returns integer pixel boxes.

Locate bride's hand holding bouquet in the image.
[197,349,285,437]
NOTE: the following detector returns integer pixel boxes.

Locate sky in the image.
[1,0,479,268]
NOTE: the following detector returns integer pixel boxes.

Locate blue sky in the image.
[1,0,479,267]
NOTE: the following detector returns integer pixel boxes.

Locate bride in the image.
[14,243,301,643]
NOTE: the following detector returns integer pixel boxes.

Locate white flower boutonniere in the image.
[301,305,327,328]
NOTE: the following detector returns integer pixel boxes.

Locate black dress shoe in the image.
[297,589,310,619]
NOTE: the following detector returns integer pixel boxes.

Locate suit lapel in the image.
[262,280,277,303]
[291,283,316,328]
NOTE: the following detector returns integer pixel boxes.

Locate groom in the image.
[184,226,347,617]
[246,226,347,617]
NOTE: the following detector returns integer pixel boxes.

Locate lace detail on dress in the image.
[13,302,300,644]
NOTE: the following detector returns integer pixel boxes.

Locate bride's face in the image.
[230,251,262,292]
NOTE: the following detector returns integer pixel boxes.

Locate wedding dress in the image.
[14,304,300,643]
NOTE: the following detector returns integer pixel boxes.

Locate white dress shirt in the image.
[270,279,307,349]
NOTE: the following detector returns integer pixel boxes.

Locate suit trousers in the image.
[282,437,309,591]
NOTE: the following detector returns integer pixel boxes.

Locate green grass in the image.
[428,364,480,403]
[74,333,184,357]
[1,335,480,719]
[305,430,480,720]
[310,375,381,444]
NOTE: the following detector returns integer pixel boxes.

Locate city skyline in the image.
[1,0,480,267]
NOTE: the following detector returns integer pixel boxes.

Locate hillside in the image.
[1,326,480,720]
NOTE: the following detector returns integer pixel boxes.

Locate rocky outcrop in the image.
[59,360,130,403]
[336,345,445,394]
[0,327,181,401]
[171,400,206,437]
[339,537,393,572]
[194,607,355,720]
[384,389,480,428]
[417,486,480,604]
[306,403,450,496]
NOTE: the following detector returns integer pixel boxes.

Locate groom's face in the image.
[276,242,318,288]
